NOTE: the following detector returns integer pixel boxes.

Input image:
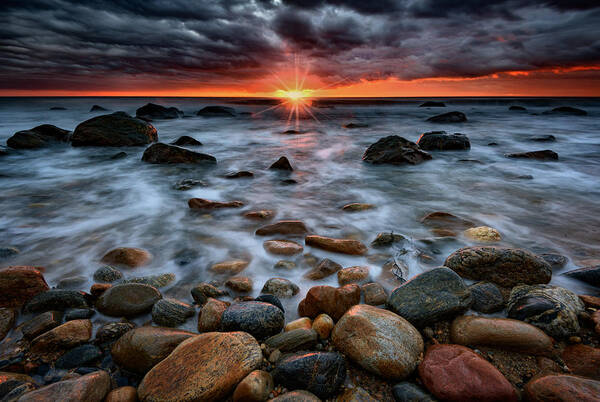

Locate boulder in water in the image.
[363,135,432,165]
[269,156,293,171]
[420,101,445,107]
[7,124,70,149]
[136,103,182,120]
[71,112,157,146]
[426,111,467,123]
[196,105,236,117]
[564,265,600,287]
[509,105,527,111]
[506,149,558,160]
[142,143,216,164]
[416,131,470,150]
[171,135,202,146]
[543,106,587,116]
[90,105,108,112]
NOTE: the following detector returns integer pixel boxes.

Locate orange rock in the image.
[90,283,111,297]
[305,235,367,256]
[18,370,110,402]
[101,247,151,268]
[198,298,230,332]
[561,344,600,380]
[188,198,244,209]
[298,284,360,321]
[138,332,262,402]
[524,374,600,402]
[233,370,273,402]
[30,319,92,360]
[579,294,600,308]
[210,259,249,275]
[0,266,49,308]
[255,220,308,236]
[244,210,275,220]
[337,266,370,285]
[105,386,138,402]
[263,240,304,256]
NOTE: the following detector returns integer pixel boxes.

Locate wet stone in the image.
[540,253,568,270]
[0,308,16,342]
[151,298,195,327]
[261,277,299,298]
[96,283,162,317]
[564,265,600,287]
[392,382,436,402]
[55,344,102,369]
[93,266,123,283]
[304,258,342,280]
[64,308,95,321]
[370,232,406,248]
[191,282,228,304]
[362,282,387,306]
[469,281,504,313]
[21,311,62,339]
[122,273,175,288]
[255,294,284,313]
[226,276,254,293]
[264,328,318,352]
[24,290,89,313]
[221,301,285,340]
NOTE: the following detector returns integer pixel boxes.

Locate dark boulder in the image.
[220,301,284,340]
[7,125,70,149]
[420,101,445,107]
[255,294,284,313]
[386,267,472,327]
[24,290,89,313]
[226,170,254,179]
[90,105,108,112]
[509,105,527,111]
[444,246,552,287]
[170,136,202,146]
[506,150,558,160]
[55,344,102,369]
[269,156,293,171]
[273,352,346,398]
[141,143,216,164]
[50,106,66,110]
[363,135,432,165]
[426,111,467,123]
[136,103,182,120]
[343,122,368,129]
[540,253,568,270]
[196,106,235,117]
[469,281,505,313]
[392,382,436,402]
[528,135,556,142]
[109,151,127,160]
[543,106,587,116]
[71,113,157,146]
[417,131,470,151]
[564,265,600,287]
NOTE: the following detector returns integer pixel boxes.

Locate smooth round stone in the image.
[450,315,554,356]
[24,290,89,313]
[273,352,346,398]
[342,203,375,212]
[312,313,334,339]
[274,260,296,270]
[444,246,552,287]
[261,278,299,298]
[298,284,361,321]
[255,220,308,236]
[305,235,368,255]
[17,371,110,402]
[104,386,138,402]
[56,275,87,289]
[191,283,227,304]
[233,370,273,402]
[101,247,152,268]
[96,283,162,317]
[419,344,518,402]
[30,319,92,357]
[122,273,175,288]
[255,294,284,313]
[332,305,424,380]
[111,326,195,374]
[417,131,470,150]
[95,322,135,346]
[337,266,370,286]
[463,226,501,242]
[198,298,229,332]
[210,259,249,275]
[0,246,19,260]
[304,258,342,280]
[138,332,262,402]
[0,308,16,341]
[93,266,123,283]
[564,265,600,287]
[524,374,600,402]
[285,317,312,332]
[392,382,436,402]
[55,344,102,369]
[386,267,472,327]
[90,283,111,297]
[151,298,195,327]
[264,240,304,256]
[64,308,95,321]
[0,266,49,308]
[244,210,275,220]
[268,390,321,401]
[264,328,318,352]
[221,301,284,340]
[469,282,504,313]
[226,276,254,293]
[370,232,406,248]
[362,282,387,306]
[561,344,600,380]
[507,284,584,338]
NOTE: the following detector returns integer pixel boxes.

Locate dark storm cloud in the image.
[0,0,599,91]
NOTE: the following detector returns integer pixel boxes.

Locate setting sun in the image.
[275,89,313,101]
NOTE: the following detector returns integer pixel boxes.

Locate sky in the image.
[1,0,599,97]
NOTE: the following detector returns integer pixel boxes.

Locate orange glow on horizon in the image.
[1,65,599,97]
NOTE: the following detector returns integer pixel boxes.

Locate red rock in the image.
[105,386,138,402]
[305,235,367,255]
[244,210,275,220]
[198,298,230,332]
[337,266,370,285]
[101,247,152,268]
[579,294,600,308]
[524,374,600,402]
[233,370,273,402]
[188,198,244,209]
[298,284,360,321]
[30,319,92,361]
[561,344,600,380]
[418,344,518,402]
[263,240,304,256]
[90,283,111,297]
[255,220,308,236]
[18,371,110,402]
[0,266,49,308]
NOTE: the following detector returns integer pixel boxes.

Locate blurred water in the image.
[1,97,599,324]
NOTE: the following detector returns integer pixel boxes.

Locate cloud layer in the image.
[0,0,599,92]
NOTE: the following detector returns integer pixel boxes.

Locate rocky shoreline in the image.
[1,102,599,401]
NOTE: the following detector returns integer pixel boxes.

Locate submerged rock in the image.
[264,240,303,256]
[226,170,254,179]
[142,143,216,164]
[221,301,285,340]
[173,178,206,190]
[426,111,467,123]
[509,105,527,111]
[111,326,195,374]
[171,135,202,146]
[341,203,375,212]
[421,211,474,231]
[101,247,152,268]
[337,266,370,285]
[269,156,293,171]
[529,134,556,142]
[138,331,262,402]
[273,352,346,399]
[225,276,253,293]
[0,266,49,308]
[540,253,568,269]
[343,122,369,128]
[564,265,600,287]
[416,131,470,150]
[122,273,175,288]
[7,124,70,149]
[93,265,123,283]
[256,220,308,236]
[188,198,244,209]
[444,246,552,287]
[419,344,518,402]
[370,232,406,248]
[210,259,249,275]
[420,101,445,107]
[96,283,162,317]
[332,305,424,380]
[72,112,157,146]
[90,105,108,112]
[506,149,558,160]
[136,103,182,120]
[363,135,432,165]
[543,106,587,116]
[450,315,554,355]
[507,284,584,338]
[196,105,236,117]
[387,267,472,327]
[244,209,275,220]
